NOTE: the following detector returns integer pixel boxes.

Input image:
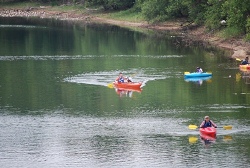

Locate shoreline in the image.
[0,6,250,60]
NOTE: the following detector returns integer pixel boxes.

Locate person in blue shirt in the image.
[241,57,249,65]
[116,72,125,83]
[200,116,217,128]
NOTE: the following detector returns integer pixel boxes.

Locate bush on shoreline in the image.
[86,0,250,40]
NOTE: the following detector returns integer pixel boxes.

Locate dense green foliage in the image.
[87,0,135,10]
[93,0,250,40]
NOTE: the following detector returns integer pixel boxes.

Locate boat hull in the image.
[239,65,250,70]
[199,127,216,140]
[113,82,142,90]
[184,72,212,78]
[184,76,212,82]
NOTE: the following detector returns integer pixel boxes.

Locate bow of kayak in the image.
[200,127,216,140]
[113,82,142,89]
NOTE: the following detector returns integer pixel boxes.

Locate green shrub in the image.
[86,0,135,10]
[222,0,250,34]
[205,0,224,30]
[246,17,250,41]
[221,26,243,39]
[165,0,188,19]
[141,0,169,22]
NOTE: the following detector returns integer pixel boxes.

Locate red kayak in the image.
[239,64,250,70]
[113,82,142,90]
[199,127,216,140]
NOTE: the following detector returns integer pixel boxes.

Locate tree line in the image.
[88,0,250,40]
[1,0,250,40]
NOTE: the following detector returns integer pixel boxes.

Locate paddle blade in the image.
[236,58,242,62]
[223,125,232,130]
[107,83,114,88]
[188,125,198,129]
[184,72,190,75]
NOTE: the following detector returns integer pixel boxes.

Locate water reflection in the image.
[1,16,250,167]
[184,76,212,85]
[223,135,233,142]
[239,70,250,84]
[114,88,142,98]
[200,136,216,148]
[188,136,198,144]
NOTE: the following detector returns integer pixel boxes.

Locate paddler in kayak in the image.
[241,56,249,65]
[200,116,217,128]
[196,67,203,73]
[116,72,126,83]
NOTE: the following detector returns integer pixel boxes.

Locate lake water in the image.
[0,17,250,168]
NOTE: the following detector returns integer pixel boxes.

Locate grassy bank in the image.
[96,8,143,22]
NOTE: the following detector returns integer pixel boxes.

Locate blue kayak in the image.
[184,72,212,78]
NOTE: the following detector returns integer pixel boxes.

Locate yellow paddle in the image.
[223,125,233,130]
[188,125,198,129]
[188,124,232,130]
[236,58,242,62]
[107,83,114,88]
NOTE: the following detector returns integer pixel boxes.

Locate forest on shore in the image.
[1,0,250,41]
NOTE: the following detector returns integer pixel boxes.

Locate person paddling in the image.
[116,72,125,83]
[200,116,217,128]
[196,67,203,73]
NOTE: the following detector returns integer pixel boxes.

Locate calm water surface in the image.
[0,17,250,168]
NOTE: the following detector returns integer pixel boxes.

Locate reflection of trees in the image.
[240,71,250,84]
[0,17,250,118]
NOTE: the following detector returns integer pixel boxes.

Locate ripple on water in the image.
[0,25,42,28]
[0,114,250,167]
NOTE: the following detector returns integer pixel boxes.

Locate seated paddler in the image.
[116,72,125,83]
[200,116,217,128]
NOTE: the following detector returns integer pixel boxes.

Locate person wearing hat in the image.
[196,67,203,73]
[200,116,217,128]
